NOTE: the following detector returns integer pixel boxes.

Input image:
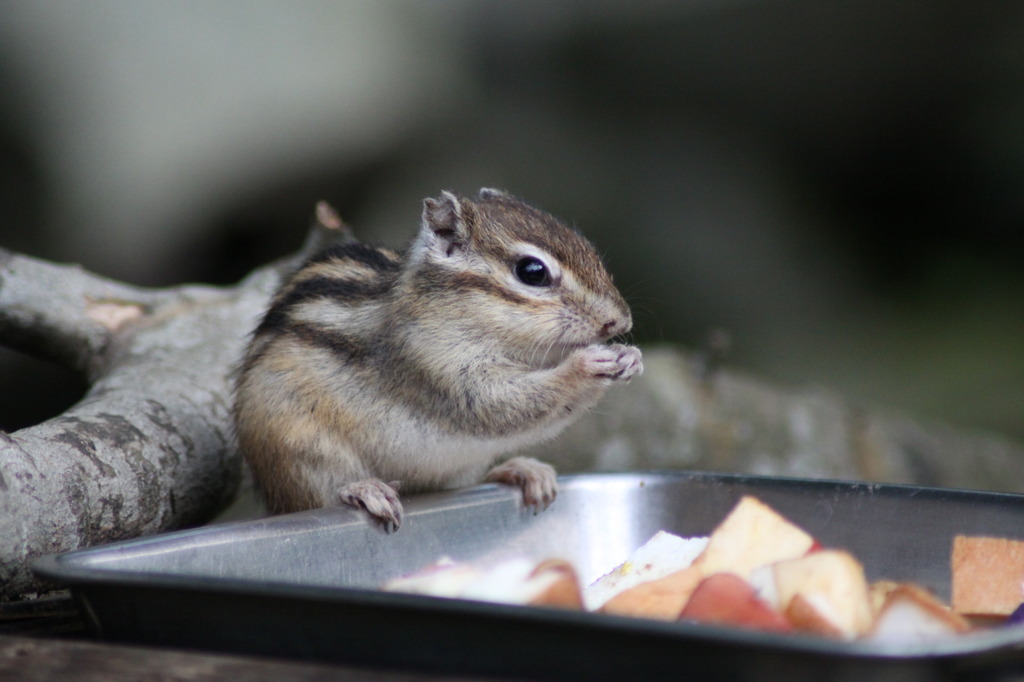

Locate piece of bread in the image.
[598,564,704,620]
[583,531,708,611]
[951,535,1024,616]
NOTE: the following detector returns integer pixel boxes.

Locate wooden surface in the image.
[0,634,523,682]
[0,594,526,681]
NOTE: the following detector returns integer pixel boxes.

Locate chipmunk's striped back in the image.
[244,242,404,369]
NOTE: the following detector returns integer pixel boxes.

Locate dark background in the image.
[1,1,1021,444]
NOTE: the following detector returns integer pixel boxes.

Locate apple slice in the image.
[697,496,816,579]
[773,549,873,639]
[680,572,792,633]
[382,557,478,598]
[785,594,846,638]
[865,583,969,642]
[868,580,901,614]
[384,557,583,609]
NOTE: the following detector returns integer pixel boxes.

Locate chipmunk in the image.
[233,188,642,529]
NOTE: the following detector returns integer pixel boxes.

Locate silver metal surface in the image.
[33,471,1024,681]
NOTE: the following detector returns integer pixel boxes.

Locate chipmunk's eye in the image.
[514,256,552,287]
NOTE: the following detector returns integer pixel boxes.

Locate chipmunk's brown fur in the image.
[233,189,642,527]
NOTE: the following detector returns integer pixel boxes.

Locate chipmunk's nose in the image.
[600,317,628,338]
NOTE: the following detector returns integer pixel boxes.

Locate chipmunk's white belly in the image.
[357,404,572,492]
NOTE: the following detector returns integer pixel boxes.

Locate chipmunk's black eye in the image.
[514,256,552,287]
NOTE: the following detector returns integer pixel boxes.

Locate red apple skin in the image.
[679,573,793,633]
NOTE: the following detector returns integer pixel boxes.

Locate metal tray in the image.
[33,471,1024,681]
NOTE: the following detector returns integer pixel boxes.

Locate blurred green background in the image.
[0,1,1021,444]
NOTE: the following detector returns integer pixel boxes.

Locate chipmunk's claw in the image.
[485,457,558,512]
[339,479,404,530]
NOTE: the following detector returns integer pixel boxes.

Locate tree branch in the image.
[0,245,289,597]
[527,349,1024,493]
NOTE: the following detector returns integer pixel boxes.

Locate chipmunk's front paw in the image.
[485,456,558,512]
[579,344,644,382]
[339,478,404,531]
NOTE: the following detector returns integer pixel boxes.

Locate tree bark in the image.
[528,348,1024,493]
[0,247,279,598]
[2,226,1023,600]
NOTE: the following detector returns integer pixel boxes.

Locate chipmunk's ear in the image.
[478,187,510,200]
[418,190,472,259]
